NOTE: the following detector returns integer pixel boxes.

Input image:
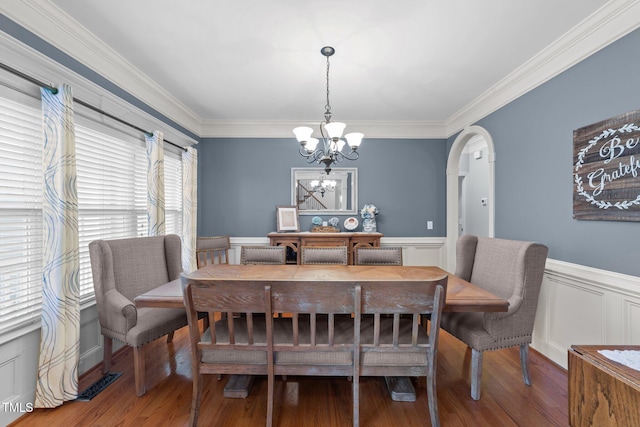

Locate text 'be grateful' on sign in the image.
[573,109,640,221]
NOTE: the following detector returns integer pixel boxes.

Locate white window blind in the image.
[0,83,186,330]
[164,151,183,237]
[0,92,44,333]
[76,123,147,300]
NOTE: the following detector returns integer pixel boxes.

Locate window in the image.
[76,122,148,300]
[0,92,44,333]
[0,86,185,332]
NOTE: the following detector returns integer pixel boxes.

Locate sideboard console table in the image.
[268,232,383,265]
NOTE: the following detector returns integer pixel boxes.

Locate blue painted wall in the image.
[197,137,447,237]
[449,27,640,277]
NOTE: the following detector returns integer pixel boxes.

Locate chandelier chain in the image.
[324,55,331,122]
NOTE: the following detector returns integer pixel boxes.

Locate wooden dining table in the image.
[134,263,509,401]
[135,263,509,313]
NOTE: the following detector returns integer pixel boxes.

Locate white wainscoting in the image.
[0,302,122,426]
[532,259,640,369]
[2,236,638,425]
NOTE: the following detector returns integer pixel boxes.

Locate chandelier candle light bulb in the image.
[294,46,363,174]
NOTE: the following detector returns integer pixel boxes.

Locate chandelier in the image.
[310,174,336,198]
[293,46,363,174]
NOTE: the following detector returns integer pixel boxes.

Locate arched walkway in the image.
[446,125,495,271]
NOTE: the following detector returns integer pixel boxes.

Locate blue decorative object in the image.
[312,216,323,226]
[360,204,379,233]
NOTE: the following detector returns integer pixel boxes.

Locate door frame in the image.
[446,125,495,271]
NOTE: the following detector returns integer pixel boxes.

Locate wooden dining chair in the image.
[354,247,403,265]
[196,236,230,268]
[270,281,358,425]
[240,246,287,265]
[300,246,348,265]
[356,278,447,427]
[183,279,274,427]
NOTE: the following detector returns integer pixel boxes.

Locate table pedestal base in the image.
[384,376,416,402]
[222,375,417,402]
[223,375,255,398]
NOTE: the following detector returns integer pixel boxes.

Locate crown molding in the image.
[200,120,448,139]
[445,0,640,137]
[0,30,198,147]
[3,1,639,141]
[0,0,203,136]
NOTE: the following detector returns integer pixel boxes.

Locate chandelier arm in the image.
[309,150,326,164]
[336,150,359,162]
[298,145,315,158]
[299,146,325,163]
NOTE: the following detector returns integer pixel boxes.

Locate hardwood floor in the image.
[10,327,569,426]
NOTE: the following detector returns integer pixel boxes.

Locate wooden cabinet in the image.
[568,345,640,427]
[268,232,383,265]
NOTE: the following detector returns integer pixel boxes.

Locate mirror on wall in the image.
[291,167,357,215]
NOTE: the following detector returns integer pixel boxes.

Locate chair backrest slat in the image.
[246,313,254,345]
[328,313,335,345]
[292,313,299,346]
[310,313,317,346]
[411,314,420,346]
[392,313,400,347]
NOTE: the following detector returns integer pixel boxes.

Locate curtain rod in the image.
[0,62,186,152]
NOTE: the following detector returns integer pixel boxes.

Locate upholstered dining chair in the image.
[88,234,188,396]
[240,246,287,265]
[300,246,348,265]
[196,236,230,268]
[440,234,548,400]
[354,247,403,265]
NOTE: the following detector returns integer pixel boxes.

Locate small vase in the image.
[362,218,377,233]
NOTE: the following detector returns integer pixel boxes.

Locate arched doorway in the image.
[446,125,495,271]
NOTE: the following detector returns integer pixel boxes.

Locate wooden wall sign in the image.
[573,110,640,221]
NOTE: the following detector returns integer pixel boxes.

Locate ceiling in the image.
[5,1,637,138]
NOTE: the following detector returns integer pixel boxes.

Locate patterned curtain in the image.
[146,130,165,236]
[182,147,198,272]
[35,84,80,408]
